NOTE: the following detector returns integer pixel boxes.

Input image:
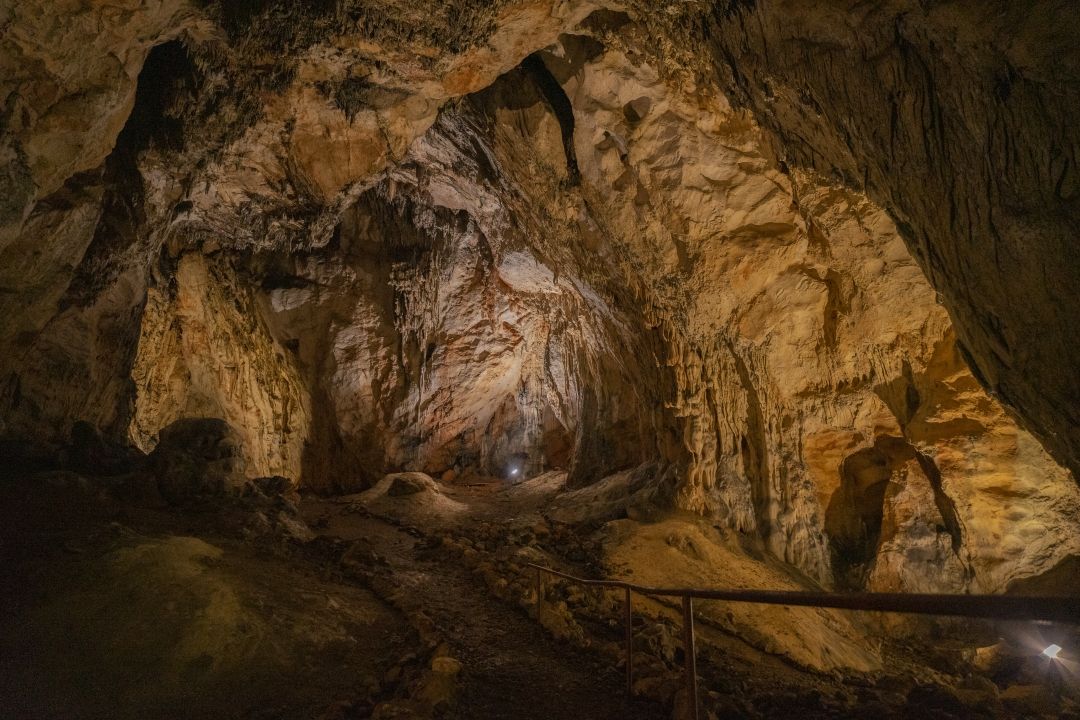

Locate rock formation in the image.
[2,0,1079,608]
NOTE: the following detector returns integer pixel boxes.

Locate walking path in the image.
[306,501,663,720]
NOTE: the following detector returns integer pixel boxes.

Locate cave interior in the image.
[1,1,1079,719]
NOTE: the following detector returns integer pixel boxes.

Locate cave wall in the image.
[239,68,677,492]
[706,0,1080,480]
[1,0,1078,597]
[0,0,195,375]
[0,265,146,454]
[130,252,310,480]
[525,23,1080,590]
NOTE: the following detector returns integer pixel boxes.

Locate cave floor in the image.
[304,505,659,720]
[1,472,1073,719]
[0,476,415,720]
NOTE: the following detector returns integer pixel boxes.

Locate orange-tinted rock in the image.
[1,0,1077,617]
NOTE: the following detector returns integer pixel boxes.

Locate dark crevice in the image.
[581,9,633,34]
[521,53,580,184]
[825,443,897,589]
[826,436,971,589]
[915,450,964,555]
[61,40,199,310]
[725,341,770,543]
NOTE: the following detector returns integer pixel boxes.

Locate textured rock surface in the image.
[147,417,248,503]
[1,524,406,719]
[131,253,309,481]
[2,0,1078,612]
[603,516,881,672]
[706,0,1080,480]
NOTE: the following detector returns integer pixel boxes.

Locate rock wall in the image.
[130,253,309,481]
[1,1,1078,597]
[0,0,196,370]
[0,265,146,452]
[706,0,1080,480]
[526,23,1080,590]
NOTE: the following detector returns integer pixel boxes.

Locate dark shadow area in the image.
[520,52,580,183]
[824,436,913,589]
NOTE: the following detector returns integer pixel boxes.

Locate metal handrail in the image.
[527,562,1080,719]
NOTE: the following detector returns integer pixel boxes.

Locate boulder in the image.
[148,418,246,504]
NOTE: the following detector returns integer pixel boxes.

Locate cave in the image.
[2,2,1079,719]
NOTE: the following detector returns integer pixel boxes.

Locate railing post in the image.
[624,586,633,696]
[535,567,544,619]
[682,595,698,720]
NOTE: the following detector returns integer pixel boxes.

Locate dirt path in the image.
[310,506,663,720]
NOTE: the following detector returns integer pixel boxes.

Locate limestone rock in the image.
[1,0,1079,635]
[130,253,309,484]
[706,0,1080,480]
[603,516,881,673]
[276,511,317,544]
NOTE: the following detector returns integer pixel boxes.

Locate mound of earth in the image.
[351,472,469,525]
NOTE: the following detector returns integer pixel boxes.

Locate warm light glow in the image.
[1044,644,1063,660]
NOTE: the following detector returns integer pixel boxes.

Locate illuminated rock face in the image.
[705,0,1080,483]
[130,253,309,481]
[1,1,1078,597]
[249,160,669,491]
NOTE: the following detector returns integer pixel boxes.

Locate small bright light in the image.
[1043,644,1063,660]
[509,467,520,477]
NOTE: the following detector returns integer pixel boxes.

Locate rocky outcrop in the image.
[148,417,247,503]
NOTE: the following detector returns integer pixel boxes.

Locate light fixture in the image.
[1043,644,1062,660]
